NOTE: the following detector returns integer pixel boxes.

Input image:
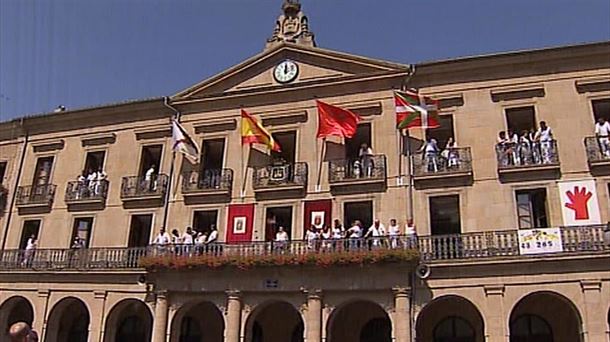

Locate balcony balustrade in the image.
[2,225,605,271]
[15,184,56,211]
[252,162,307,199]
[584,136,610,175]
[495,140,560,182]
[181,169,233,203]
[120,174,168,205]
[412,147,473,189]
[328,154,387,194]
[65,180,109,209]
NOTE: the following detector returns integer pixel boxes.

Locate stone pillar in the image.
[34,289,49,339]
[305,290,323,342]
[580,280,605,341]
[151,291,169,342]
[89,290,107,342]
[225,290,242,342]
[393,287,411,342]
[484,285,506,342]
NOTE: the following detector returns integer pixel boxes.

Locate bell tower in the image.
[266,0,315,49]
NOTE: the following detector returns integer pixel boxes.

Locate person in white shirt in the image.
[145,165,157,192]
[206,226,218,244]
[274,226,289,252]
[95,167,108,196]
[76,171,87,199]
[595,117,610,157]
[388,219,401,249]
[365,219,385,248]
[534,121,554,164]
[358,143,374,177]
[320,227,332,250]
[346,220,363,249]
[496,131,510,166]
[419,137,439,172]
[506,129,520,165]
[22,235,37,266]
[305,225,319,250]
[443,137,459,169]
[181,227,194,255]
[86,169,97,196]
[405,219,417,248]
[153,228,171,246]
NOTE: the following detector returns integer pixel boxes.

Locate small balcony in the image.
[412,147,473,189]
[584,136,610,175]
[65,180,109,210]
[120,174,168,207]
[495,140,560,182]
[182,169,233,204]
[328,154,387,194]
[252,162,307,200]
[15,184,56,213]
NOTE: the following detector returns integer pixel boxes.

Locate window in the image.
[345,123,371,159]
[19,220,41,249]
[32,156,54,186]
[592,99,610,122]
[429,195,461,235]
[271,131,296,164]
[0,161,7,184]
[201,139,225,170]
[427,114,455,148]
[433,316,475,342]
[84,151,106,174]
[506,106,536,135]
[128,214,153,247]
[344,201,373,231]
[72,217,94,247]
[515,189,548,228]
[265,206,293,241]
[192,210,218,236]
[138,145,163,176]
[510,314,552,342]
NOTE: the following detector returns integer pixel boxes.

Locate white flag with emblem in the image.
[171,120,200,163]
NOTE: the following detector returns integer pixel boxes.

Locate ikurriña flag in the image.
[395,90,441,130]
[171,120,200,163]
[316,100,361,139]
[241,109,281,152]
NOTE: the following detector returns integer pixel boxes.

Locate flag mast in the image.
[402,66,416,222]
[163,97,180,230]
[316,137,326,191]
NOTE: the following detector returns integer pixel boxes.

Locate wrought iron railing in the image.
[120,174,168,199]
[0,226,607,271]
[495,140,559,169]
[15,184,56,206]
[65,180,109,202]
[182,169,233,193]
[413,147,472,176]
[328,154,386,183]
[252,162,308,189]
[584,136,610,164]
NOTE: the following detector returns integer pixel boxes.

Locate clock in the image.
[273,60,299,84]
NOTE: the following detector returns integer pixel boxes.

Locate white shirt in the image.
[405,224,416,236]
[359,147,373,157]
[153,232,171,245]
[195,234,207,245]
[182,232,193,244]
[306,230,319,242]
[331,227,343,239]
[97,170,107,181]
[388,224,400,236]
[87,172,97,182]
[368,223,386,237]
[275,231,289,242]
[25,238,37,250]
[595,121,610,137]
[424,140,438,154]
[321,230,331,240]
[348,225,362,238]
[145,168,155,181]
[207,230,218,243]
[536,127,553,142]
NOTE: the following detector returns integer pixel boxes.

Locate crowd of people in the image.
[73,167,108,198]
[496,121,555,167]
[419,137,460,173]
[151,225,219,254]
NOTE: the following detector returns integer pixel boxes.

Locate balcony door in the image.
[429,195,461,235]
[128,214,152,247]
[427,114,454,148]
[345,124,371,159]
[84,151,106,173]
[19,220,41,249]
[32,156,54,186]
[271,131,296,164]
[515,189,548,229]
[201,139,225,170]
[265,206,293,241]
[138,145,163,177]
[72,217,94,247]
[192,210,218,236]
[344,201,373,231]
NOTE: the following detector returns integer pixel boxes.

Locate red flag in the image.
[316,100,361,139]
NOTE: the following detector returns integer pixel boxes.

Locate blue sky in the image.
[1,0,609,121]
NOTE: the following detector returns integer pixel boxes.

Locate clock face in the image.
[273,60,299,84]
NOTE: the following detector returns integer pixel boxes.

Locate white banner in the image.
[518,228,563,255]
[558,179,601,226]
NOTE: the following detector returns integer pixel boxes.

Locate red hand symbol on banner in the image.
[564,186,592,220]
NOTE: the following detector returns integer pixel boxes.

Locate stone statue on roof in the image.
[266,0,315,49]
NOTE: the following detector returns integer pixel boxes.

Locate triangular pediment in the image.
[173,43,410,100]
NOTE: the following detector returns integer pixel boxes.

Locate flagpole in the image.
[398,129,403,185]
[241,144,249,200]
[405,129,414,222]
[316,138,326,192]
[162,97,179,230]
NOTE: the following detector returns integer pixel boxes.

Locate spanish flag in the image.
[241,109,281,152]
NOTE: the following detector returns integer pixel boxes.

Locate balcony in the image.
[412,147,473,189]
[181,169,233,204]
[252,162,307,200]
[64,180,109,210]
[15,184,56,213]
[120,174,168,207]
[584,136,610,175]
[328,154,387,194]
[495,140,560,182]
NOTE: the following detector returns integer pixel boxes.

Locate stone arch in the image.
[415,295,485,342]
[103,299,153,342]
[326,299,392,342]
[170,300,224,342]
[0,296,35,341]
[509,291,583,342]
[244,300,304,342]
[44,297,90,342]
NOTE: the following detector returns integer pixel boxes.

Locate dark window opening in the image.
[138,145,163,177]
[32,156,54,186]
[430,195,461,235]
[345,123,372,159]
[510,314,553,342]
[192,210,218,236]
[265,206,293,241]
[271,131,297,164]
[516,189,548,229]
[0,161,7,184]
[84,151,106,174]
[201,139,225,170]
[592,99,610,122]
[19,220,41,249]
[128,214,152,247]
[344,201,373,231]
[506,107,536,135]
[72,217,94,247]
[433,316,475,342]
[427,115,455,148]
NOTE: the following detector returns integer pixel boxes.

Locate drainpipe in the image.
[161,97,180,230]
[1,119,29,251]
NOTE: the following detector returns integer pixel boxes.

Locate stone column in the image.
[305,289,323,342]
[393,287,411,342]
[89,290,107,342]
[34,289,49,339]
[580,280,605,341]
[151,291,169,342]
[484,285,506,342]
[225,290,242,342]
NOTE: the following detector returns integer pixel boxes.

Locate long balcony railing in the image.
[413,147,472,176]
[15,184,56,207]
[328,154,386,183]
[584,136,610,164]
[252,162,308,189]
[182,169,233,193]
[496,140,559,169]
[0,225,607,271]
[65,180,109,203]
[120,174,168,199]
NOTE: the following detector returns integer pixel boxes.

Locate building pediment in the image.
[172,43,411,101]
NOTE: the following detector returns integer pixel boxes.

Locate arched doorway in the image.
[170,301,225,342]
[416,295,485,342]
[0,296,34,341]
[509,291,582,342]
[245,301,304,342]
[103,299,153,342]
[44,297,90,342]
[327,300,392,342]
